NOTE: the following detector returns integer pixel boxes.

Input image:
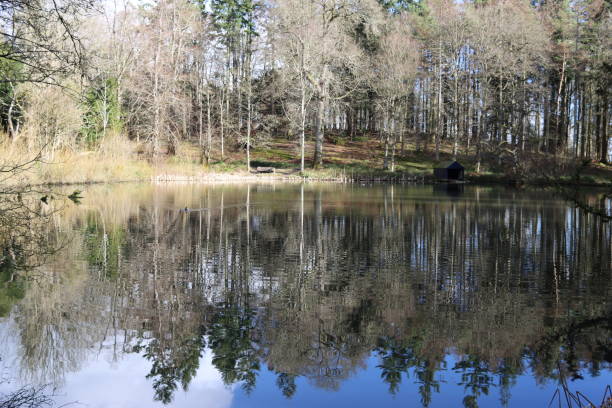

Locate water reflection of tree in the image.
[0,190,61,316]
[135,330,206,404]
[119,202,210,404]
[4,184,610,405]
[0,182,95,387]
[209,303,259,393]
[11,249,110,385]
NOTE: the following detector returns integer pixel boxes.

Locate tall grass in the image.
[0,136,152,185]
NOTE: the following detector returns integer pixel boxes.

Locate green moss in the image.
[253,148,296,161]
[209,160,244,173]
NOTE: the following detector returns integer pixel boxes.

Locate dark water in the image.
[0,183,610,408]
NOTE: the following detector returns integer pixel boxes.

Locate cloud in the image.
[0,344,233,408]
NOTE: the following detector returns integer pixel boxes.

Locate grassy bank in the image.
[2,136,611,187]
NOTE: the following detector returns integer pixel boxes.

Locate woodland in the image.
[1,3,611,405]
[0,0,610,182]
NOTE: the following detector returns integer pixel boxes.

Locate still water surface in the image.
[0,183,610,407]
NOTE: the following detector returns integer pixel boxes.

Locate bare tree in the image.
[121,0,202,157]
[369,14,418,171]
[272,0,379,168]
[0,0,97,85]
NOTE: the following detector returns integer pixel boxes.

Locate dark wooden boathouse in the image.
[434,161,465,181]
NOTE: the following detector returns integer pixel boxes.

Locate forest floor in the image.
[166,136,612,186]
[3,135,611,186]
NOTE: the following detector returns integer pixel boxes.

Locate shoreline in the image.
[3,138,610,189]
[15,169,611,189]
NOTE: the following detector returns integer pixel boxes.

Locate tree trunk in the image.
[383,131,390,171]
[246,77,252,172]
[599,93,609,164]
[206,86,212,166]
[300,81,306,173]
[313,97,325,168]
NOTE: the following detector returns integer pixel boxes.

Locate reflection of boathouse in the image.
[433,183,464,197]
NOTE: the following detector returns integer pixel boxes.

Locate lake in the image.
[0,183,610,408]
